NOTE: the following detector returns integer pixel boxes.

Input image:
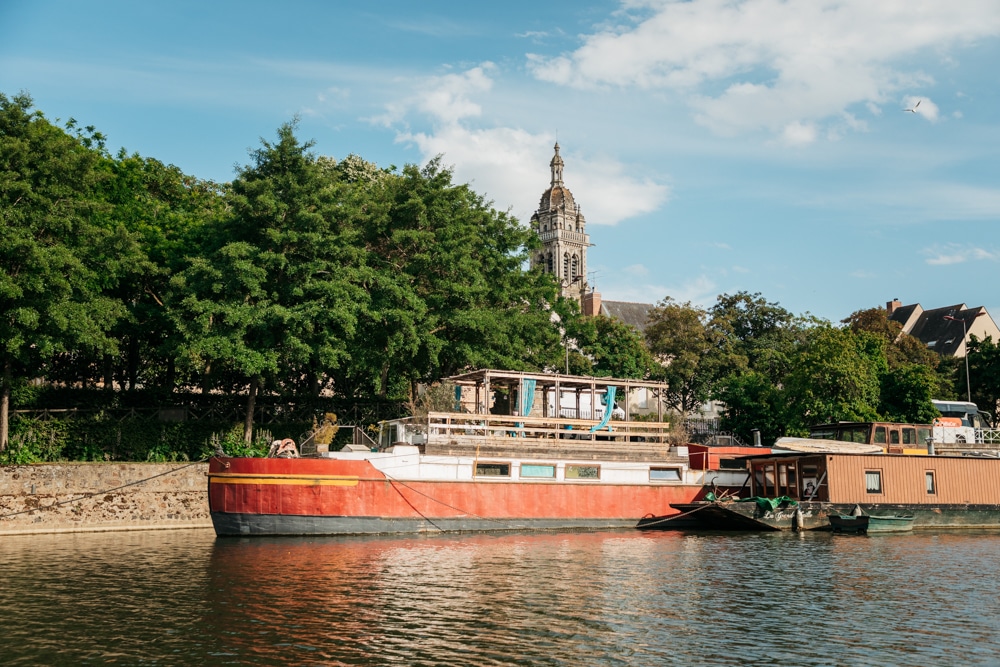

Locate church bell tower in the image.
[530,143,591,303]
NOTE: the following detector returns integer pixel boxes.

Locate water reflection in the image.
[2,529,1000,665]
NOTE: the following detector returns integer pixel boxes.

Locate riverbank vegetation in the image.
[1,92,991,462]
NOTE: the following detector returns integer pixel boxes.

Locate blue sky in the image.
[3,0,999,323]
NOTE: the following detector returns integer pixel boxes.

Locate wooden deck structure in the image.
[380,370,684,464]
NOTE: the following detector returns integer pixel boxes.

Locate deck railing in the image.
[976,428,1000,445]
[382,412,675,449]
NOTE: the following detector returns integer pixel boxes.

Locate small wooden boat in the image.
[828,513,914,534]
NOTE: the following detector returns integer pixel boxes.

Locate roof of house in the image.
[906,304,977,356]
[887,303,920,328]
[600,300,654,332]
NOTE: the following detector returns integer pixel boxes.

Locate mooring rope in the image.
[380,468,510,531]
[0,458,208,521]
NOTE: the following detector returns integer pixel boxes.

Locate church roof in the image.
[600,300,654,333]
[538,185,576,211]
[536,142,578,212]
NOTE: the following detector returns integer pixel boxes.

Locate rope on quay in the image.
[0,458,209,521]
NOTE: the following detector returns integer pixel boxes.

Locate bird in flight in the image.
[905,100,921,113]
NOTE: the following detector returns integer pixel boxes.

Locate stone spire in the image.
[550,142,564,186]
[530,143,591,303]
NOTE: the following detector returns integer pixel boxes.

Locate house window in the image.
[649,467,682,482]
[566,465,600,480]
[475,463,510,477]
[926,471,936,494]
[563,253,570,278]
[865,470,883,494]
[520,464,555,479]
[571,254,579,280]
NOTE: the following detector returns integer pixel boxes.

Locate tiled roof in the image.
[907,304,973,356]
[600,301,654,332]
[887,303,919,327]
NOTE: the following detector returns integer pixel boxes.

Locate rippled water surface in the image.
[3,528,1000,666]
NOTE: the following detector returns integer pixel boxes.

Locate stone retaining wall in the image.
[0,462,212,535]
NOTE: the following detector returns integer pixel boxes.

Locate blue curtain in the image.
[520,379,536,418]
[589,386,617,432]
[513,379,537,435]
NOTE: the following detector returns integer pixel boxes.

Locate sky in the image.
[2,0,999,323]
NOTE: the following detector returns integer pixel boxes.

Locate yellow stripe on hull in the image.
[209,474,359,487]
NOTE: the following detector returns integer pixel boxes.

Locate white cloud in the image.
[390,65,669,224]
[924,243,1000,266]
[528,0,1000,139]
[782,121,818,146]
[415,65,495,124]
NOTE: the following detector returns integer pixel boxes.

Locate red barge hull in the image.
[208,456,705,536]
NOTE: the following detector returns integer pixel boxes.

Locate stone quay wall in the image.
[0,462,212,535]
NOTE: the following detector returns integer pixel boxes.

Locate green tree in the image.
[170,122,365,442]
[880,363,941,424]
[708,292,804,442]
[709,291,800,380]
[843,306,944,420]
[967,335,1000,423]
[568,313,656,379]
[0,93,128,449]
[783,325,883,431]
[644,297,715,415]
[96,151,224,393]
[339,157,563,401]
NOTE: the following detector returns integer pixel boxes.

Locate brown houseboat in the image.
[663,451,1000,531]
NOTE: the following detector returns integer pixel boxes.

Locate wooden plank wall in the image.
[827,455,1000,504]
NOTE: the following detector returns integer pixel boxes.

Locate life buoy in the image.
[270,438,299,458]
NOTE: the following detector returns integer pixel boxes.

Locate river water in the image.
[2,528,999,666]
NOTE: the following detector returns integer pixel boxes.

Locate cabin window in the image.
[649,467,682,482]
[566,465,600,480]
[902,428,917,445]
[778,464,798,497]
[520,464,555,479]
[719,458,745,470]
[874,427,887,444]
[926,471,936,495]
[475,463,511,477]
[917,428,932,446]
[889,430,900,445]
[865,470,883,494]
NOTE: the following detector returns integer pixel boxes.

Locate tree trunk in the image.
[0,357,10,451]
[244,376,259,444]
[127,335,139,391]
[163,358,176,393]
[102,353,114,391]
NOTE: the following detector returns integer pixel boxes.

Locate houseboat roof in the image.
[444,369,669,393]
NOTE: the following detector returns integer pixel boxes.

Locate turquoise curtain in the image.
[520,379,536,417]
[589,386,617,432]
